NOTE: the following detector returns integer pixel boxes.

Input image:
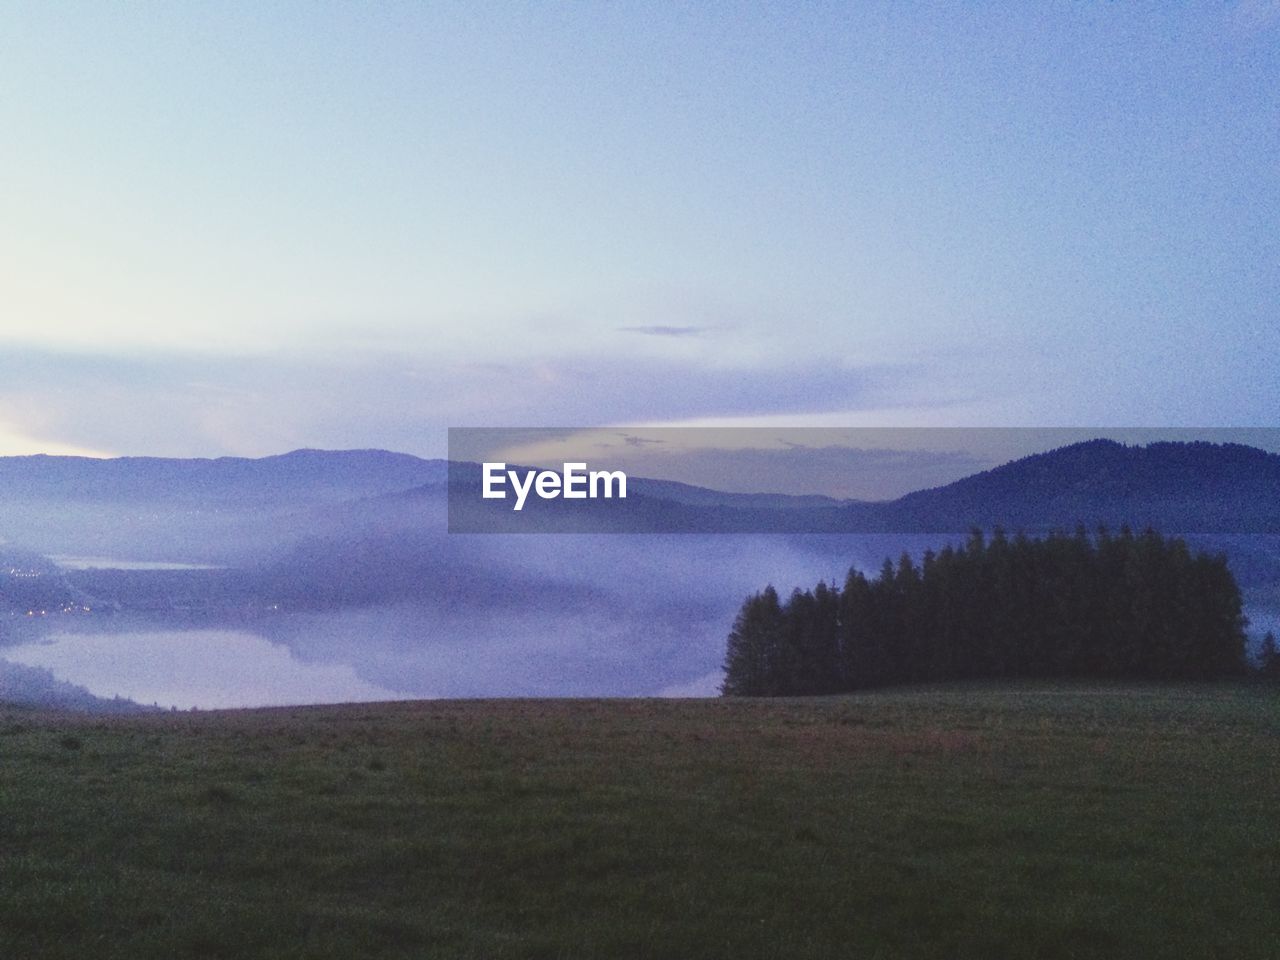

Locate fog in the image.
[2,448,1277,709]
[1,526,959,707]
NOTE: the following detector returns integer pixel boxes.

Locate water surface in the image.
[3,628,401,709]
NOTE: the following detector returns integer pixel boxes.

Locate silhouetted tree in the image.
[721,527,1248,697]
[721,585,783,696]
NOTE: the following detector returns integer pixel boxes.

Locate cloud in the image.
[617,325,709,337]
[0,347,929,458]
[619,433,667,447]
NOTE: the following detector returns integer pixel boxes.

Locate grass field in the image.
[2,684,1278,959]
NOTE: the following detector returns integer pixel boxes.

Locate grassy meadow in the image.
[2,684,1278,959]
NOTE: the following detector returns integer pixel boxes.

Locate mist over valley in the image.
[2,439,1278,709]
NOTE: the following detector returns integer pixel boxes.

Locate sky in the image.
[2,2,1278,459]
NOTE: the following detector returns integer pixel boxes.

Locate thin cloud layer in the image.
[617,325,710,337]
[0,348,929,459]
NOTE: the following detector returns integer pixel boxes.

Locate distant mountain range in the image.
[3,439,1277,702]
[0,448,444,504]
[444,439,1280,533]
[0,438,1276,535]
[0,449,445,562]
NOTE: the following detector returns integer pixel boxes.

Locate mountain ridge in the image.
[1,439,1277,533]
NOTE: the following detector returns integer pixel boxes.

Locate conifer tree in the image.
[722,527,1249,697]
[721,585,783,696]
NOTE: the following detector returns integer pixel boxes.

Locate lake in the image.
[2,627,403,710]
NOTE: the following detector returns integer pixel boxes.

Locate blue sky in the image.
[1,2,1277,457]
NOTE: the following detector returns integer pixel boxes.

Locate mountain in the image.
[441,440,1280,534]
[2,440,1276,539]
[873,439,1280,534]
[4,440,1276,701]
[0,449,446,564]
[434,460,852,533]
[0,448,445,505]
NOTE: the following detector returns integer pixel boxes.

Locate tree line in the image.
[722,527,1251,696]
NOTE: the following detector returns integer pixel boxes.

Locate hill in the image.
[876,439,1280,533]
[0,449,446,564]
[3,685,1277,958]
[2,439,1276,535]
[0,448,444,505]
[443,440,1280,533]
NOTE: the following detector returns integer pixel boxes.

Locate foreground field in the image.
[2,685,1278,959]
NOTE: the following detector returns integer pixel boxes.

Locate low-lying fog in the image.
[0,534,954,709]
[2,489,1277,711]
